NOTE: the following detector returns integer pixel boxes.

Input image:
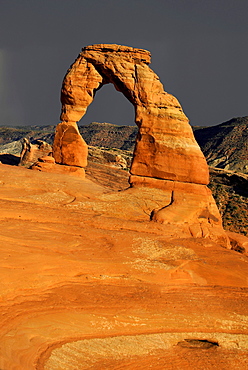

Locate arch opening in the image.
[78,83,135,127]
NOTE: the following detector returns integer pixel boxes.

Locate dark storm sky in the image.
[0,0,247,127]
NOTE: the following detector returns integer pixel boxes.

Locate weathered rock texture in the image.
[19,138,52,168]
[55,44,209,185]
[86,148,247,237]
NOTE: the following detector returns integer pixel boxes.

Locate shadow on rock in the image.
[0,154,20,165]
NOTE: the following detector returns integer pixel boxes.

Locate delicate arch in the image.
[54,44,209,185]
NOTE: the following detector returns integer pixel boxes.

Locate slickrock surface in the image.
[56,44,209,185]
[0,163,248,369]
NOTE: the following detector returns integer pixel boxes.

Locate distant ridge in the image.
[79,122,138,151]
[193,116,248,174]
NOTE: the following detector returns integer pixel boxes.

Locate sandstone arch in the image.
[53,44,209,185]
[52,44,225,233]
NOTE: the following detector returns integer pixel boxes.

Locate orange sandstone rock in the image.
[0,163,247,369]
[129,174,227,244]
[31,156,85,178]
[227,231,248,254]
[53,121,88,167]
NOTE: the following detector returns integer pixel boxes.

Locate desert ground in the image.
[0,161,247,369]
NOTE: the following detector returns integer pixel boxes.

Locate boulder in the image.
[226,231,248,254]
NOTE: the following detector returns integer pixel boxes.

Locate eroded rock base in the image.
[53,121,88,167]
[130,175,228,245]
[31,156,85,178]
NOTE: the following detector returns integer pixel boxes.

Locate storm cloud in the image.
[0,0,247,127]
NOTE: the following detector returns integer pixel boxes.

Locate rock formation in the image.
[31,155,86,178]
[53,121,88,168]
[54,44,209,184]
[53,44,223,236]
[19,138,52,168]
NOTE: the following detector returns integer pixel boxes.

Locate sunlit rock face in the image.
[54,44,209,185]
[53,121,88,168]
